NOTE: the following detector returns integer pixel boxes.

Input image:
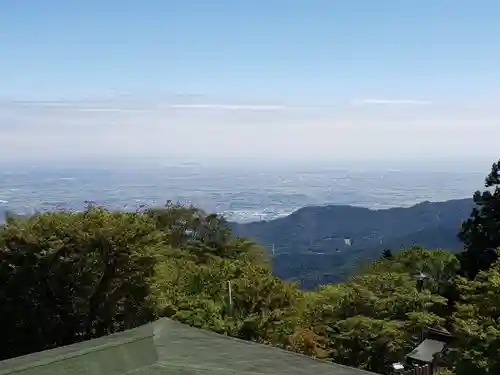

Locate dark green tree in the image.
[448,251,500,375]
[145,202,246,261]
[458,159,500,278]
[381,248,393,260]
[0,206,161,360]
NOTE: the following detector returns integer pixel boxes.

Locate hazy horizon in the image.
[0,96,498,172]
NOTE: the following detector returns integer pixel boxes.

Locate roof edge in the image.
[0,324,156,375]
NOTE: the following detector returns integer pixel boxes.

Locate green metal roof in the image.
[0,319,378,375]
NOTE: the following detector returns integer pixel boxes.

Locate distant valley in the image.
[230,198,475,288]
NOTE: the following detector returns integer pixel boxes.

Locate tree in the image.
[362,246,460,295]
[145,202,264,262]
[151,250,302,343]
[146,202,299,345]
[459,159,500,278]
[301,269,446,373]
[448,251,500,375]
[229,263,302,343]
[327,316,407,373]
[0,206,161,360]
[0,202,275,360]
[381,248,393,259]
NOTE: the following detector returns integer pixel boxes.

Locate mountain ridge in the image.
[229,198,475,288]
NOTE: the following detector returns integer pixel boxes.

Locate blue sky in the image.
[1,0,499,166]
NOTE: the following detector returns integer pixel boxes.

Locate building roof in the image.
[406,339,446,364]
[0,318,378,375]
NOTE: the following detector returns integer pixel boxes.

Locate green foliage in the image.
[381,248,393,259]
[459,159,500,278]
[447,251,500,375]
[435,370,456,375]
[151,252,301,342]
[327,316,407,372]
[0,202,285,361]
[362,246,460,295]
[0,206,161,360]
[0,203,469,373]
[303,264,446,373]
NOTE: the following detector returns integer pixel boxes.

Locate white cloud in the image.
[74,108,151,113]
[356,99,433,105]
[168,104,294,111]
[0,96,498,167]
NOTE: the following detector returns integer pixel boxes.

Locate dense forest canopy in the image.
[0,159,500,375]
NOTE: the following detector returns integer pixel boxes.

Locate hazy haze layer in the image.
[1,96,498,168]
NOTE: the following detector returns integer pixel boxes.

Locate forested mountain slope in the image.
[230,198,474,287]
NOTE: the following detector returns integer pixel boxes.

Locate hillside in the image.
[230,198,475,288]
